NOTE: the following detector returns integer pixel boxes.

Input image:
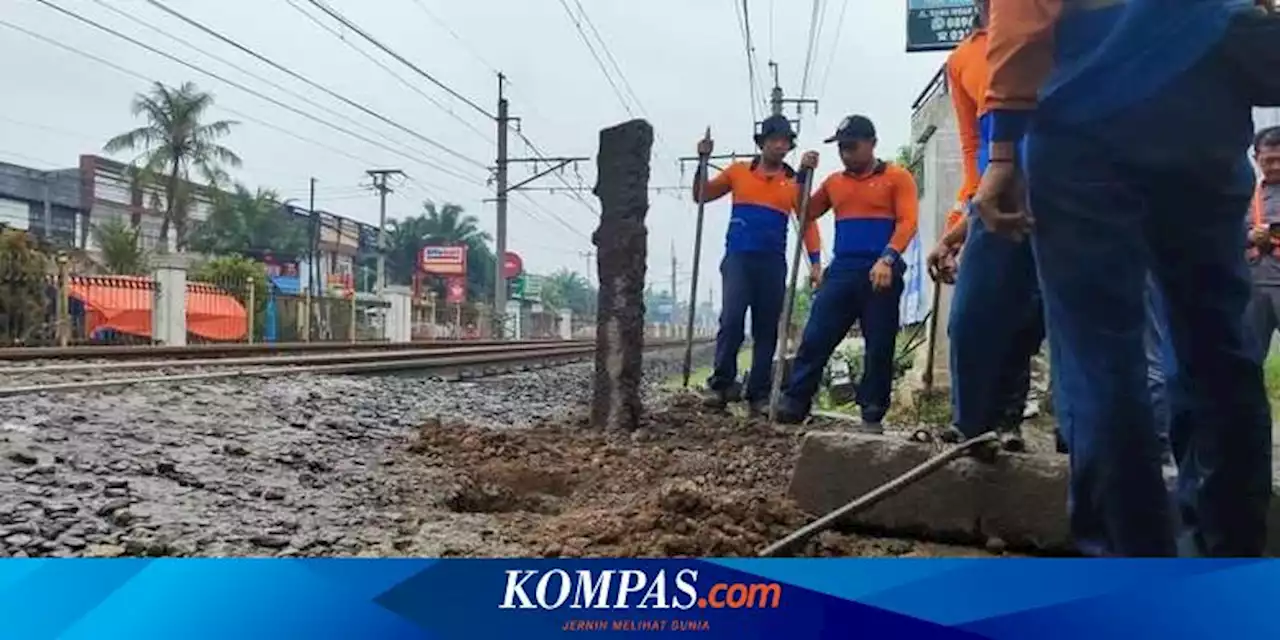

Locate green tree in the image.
[91,218,149,275]
[187,184,309,258]
[104,81,241,251]
[895,144,924,194]
[386,202,496,301]
[541,269,595,316]
[0,230,50,344]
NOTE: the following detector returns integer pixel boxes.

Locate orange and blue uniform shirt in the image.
[805,161,919,269]
[985,0,1248,144]
[701,159,822,264]
[944,28,989,233]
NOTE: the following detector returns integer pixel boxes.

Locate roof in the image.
[68,275,248,341]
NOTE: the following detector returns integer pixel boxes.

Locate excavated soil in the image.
[406,394,997,558]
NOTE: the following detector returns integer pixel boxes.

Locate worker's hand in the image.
[973,161,1033,242]
[800,150,819,170]
[870,258,894,292]
[809,263,823,289]
[1250,225,1270,247]
[696,137,715,157]
[927,240,960,284]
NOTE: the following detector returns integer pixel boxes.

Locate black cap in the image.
[755,114,797,148]
[824,115,876,143]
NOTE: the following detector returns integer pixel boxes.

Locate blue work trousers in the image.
[949,214,1046,437]
[708,251,786,402]
[1144,274,1175,455]
[1027,49,1270,556]
[782,261,904,422]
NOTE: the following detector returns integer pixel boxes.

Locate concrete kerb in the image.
[788,430,1280,555]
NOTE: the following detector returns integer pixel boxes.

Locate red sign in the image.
[420,246,467,277]
[445,276,467,304]
[502,251,523,279]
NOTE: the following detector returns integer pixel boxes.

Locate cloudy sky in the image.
[0,0,947,298]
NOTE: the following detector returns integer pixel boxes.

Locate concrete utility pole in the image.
[491,71,589,337]
[494,73,510,325]
[367,168,404,294]
[765,61,819,134]
[670,239,678,319]
[309,177,318,294]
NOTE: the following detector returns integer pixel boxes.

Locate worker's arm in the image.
[940,215,969,248]
[947,54,982,220]
[692,162,735,203]
[796,171,825,264]
[886,168,921,259]
[985,0,1063,154]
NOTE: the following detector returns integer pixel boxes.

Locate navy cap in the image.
[824,115,877,143]
[754,114,797,147]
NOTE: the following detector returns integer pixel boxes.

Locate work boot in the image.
[747,399,770,418]
[939,426,965,444]
[774,397,808,425]
[855,420,884,435]
[1055,429,1069,454]
[701,382,743,410]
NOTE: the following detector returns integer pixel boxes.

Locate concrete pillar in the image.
[151,255,187,346]
[382,286,413,343]
[505,300,522,340]
[559,309,573,340]
[591,119,652,431]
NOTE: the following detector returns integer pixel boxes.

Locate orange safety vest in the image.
[1248,183,1277,260]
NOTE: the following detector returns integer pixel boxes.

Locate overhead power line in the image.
[283,0,493,144]
[556,0,635,117]
[142,0,488,173]
[406,0,500,74]
[301,0,495,120]
[799,0,827,99]
[83,0,426,165]
[27,0,486,188]
[815,0,851,100]
[733,0,764,123]
[0,18,395,175]
[570,0,647,115]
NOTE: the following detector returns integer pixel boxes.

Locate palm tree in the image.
[104,81,241,252]
[386,202,497,300]
[187,185,309,258]
[541,269,595,316]
[92,217,149,275]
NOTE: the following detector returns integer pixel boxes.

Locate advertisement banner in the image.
[906,0,977,52]
[899,236,926,326]
[12,558,1280,638]
[419,245,467,277]
[445,276,466,304]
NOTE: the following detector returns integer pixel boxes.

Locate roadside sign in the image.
[420,245,467,276]
[445,276,466,304]
[502,251,524,279]
[906,0,977,52]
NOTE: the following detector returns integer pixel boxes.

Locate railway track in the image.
[0,339,708,398]
[0,339,587,362]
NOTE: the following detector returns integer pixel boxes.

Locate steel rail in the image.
[0,342,594,376]
[0,340,711,398]
[0,339,591,362]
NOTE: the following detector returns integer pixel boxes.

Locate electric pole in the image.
[309,177,318,295]
[367,168,404,294]
[670,240,678,324]
[491,71,589,337]
[766,61,819,133]
[494,73,510,327]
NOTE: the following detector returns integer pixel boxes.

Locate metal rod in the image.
[758,431,1000,557]
[681,128,713,389]
[923,280,943,394]
[768,169,815,422]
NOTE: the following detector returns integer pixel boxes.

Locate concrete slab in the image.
[788,431,1280,554]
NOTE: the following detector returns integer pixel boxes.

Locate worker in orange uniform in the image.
[1245,126,1280,359]
[926,0,1046,450]
[974,0,1278,556]
[693,114,822,414]
[928,0,1175,457]
[776,116,918,431]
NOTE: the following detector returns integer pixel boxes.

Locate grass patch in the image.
[663,348,750,390]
